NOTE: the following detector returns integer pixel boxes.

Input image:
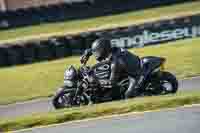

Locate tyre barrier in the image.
[35,40,55,61]
[0,46,8,67]
[23,42,37,64]
[0,44,25,66]
[67,35,85,55]
[8,44,25,65]
[0,0,194,30]
[49,37,71,58]
[80,32,99,49]
[0,13,200,68]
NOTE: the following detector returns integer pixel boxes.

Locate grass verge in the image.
[0,1,200,43]
[0,37,200,105]
[0,91,200,132]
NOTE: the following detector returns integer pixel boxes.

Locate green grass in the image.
[0,91,200,132]
[0,37,200,105]
[0,1,200,43]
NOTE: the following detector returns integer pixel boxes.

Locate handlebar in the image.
[81,60,87,66]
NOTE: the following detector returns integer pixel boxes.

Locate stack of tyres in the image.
[48,4,62,22]
[70,2,92,19]
[42,39,57,60]
[79,33,90,49]
[13,9,26,27]
[25,7,40,25]
[28,7,45,24]
[43,4,55,22]
[44,5,58,23]
[0,46,8,67]
[7,11,20,28]
[18,8,31,26]
[34,41,54,61]
[49,36,72,58]
[67,35,86,55]
[32,41,50,61]
[191,14,200,25]
[5,44,24,66]
[23,42,38,64]
[36,7,46,24]
[0,11,3,20]
[80,32,99,49]
[0,12,8,29]
[35,6,47,23]
[58,3,72,20]
[53,4,66,21]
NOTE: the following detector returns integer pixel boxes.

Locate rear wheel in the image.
[157,71,178,94]
[152,72,178,95]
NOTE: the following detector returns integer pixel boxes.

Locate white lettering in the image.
[149,32,160,43]
[172,29,185,39]
[183,28,190,37]
[120,37,131,48]
[160,30,173,41]
[132,35,144,48]
[110,25,200,48]
[110,39,120,47]
[198,26,200,36]
[191,26,198,37]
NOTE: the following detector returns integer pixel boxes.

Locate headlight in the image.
[81,81,89,89]
[64,80,74,87]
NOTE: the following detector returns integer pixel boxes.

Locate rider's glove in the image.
[80,49,92,64]
[80,55,89,64]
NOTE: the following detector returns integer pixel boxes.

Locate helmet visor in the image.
[92,47,104,60]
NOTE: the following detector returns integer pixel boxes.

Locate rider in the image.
[80,38,142,99]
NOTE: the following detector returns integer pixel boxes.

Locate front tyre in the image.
[52,88,75,109]
[52,87,89,109]
[159,71,178,94]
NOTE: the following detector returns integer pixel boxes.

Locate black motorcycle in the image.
[52,56,178,109]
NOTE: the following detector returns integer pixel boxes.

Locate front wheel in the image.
[52,87,89,109]
[157,71,178,94]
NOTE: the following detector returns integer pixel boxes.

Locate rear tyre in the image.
[158,71,178,94]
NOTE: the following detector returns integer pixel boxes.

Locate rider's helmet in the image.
[91,38,112,61]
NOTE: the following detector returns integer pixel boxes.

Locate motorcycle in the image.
[52,56,178,109]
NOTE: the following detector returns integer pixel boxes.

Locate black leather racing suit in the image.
[81,47,142,99]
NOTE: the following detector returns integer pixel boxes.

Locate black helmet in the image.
[91,38,112,61]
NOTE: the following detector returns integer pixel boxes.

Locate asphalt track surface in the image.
[16,105,200,133]
[0,77,200,120]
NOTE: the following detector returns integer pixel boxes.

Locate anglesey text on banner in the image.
[111,25,200,48]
